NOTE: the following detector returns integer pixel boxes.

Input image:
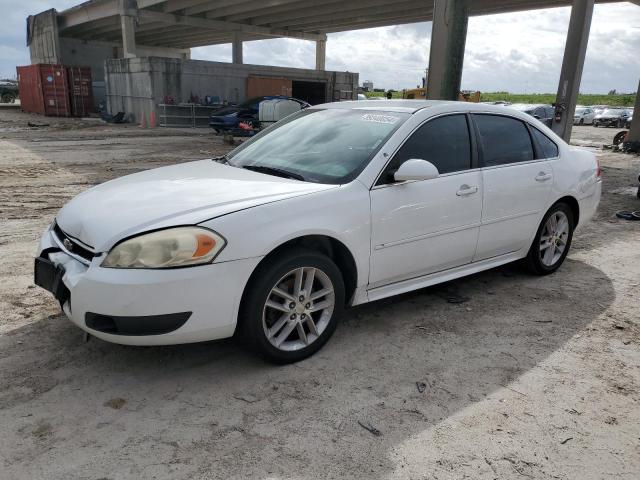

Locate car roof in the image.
[310,100,528,115]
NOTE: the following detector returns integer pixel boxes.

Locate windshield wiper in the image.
[242,165,306,181]
[211,154,231,165]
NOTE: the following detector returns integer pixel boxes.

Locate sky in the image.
[1,0,639,93]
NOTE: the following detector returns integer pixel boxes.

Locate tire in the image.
[594,122,599,127]
[525,202,575,275]
[238,248,345,363]
[1,93,16,104]
[579,118,584,125]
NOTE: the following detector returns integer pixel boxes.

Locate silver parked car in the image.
[573,106,595,125]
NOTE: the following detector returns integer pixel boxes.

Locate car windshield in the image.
[575,108,586,114]
[602,109,623,115]
[227,108,410,184]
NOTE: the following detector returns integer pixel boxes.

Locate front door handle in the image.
[456,184,478,196]
[535,172,553,182]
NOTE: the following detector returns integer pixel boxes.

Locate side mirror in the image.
[394,159,439,182]
[533,115,541,119]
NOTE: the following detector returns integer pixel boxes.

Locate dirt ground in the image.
[0,107,638,480]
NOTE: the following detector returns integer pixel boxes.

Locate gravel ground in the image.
[0,108,639,479]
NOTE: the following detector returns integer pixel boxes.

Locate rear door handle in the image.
[535,172,553,182]
[456,184,478,196]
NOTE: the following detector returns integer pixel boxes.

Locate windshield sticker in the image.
[361,114,400,124]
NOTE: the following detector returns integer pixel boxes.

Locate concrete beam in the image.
[120,14,137,57]
[244,0,374,25]
[184,0,300,18]
[137,9,325,41]
[551,0,595,141]
[232,32,243,64]
[58,0,118,30]
[118,0,138,57]
[426,0,470,101]
[626,79,640,142]
[316,38,326,70]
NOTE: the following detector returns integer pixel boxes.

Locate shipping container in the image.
[67,66,94,117]
[246,76,292,98]
[17,64,71,117]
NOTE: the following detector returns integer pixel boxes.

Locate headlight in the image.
[102,227,226,269]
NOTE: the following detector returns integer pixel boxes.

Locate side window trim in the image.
[470,113,542,168]
[528,125,560,160]
[373,112,475,187]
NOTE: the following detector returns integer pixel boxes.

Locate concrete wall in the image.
[27,9,61,64]
[105,57,359,124]
[60,38,190,106]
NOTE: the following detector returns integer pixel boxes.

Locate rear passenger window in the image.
[381,114,471,183]
[531,127,559,159]
[474,114,534,166]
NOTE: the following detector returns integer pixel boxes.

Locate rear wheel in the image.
[525,203,574,275]
[239,248,344,363]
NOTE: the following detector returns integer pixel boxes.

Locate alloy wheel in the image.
[539,211,570,267]
[262,267,335,351]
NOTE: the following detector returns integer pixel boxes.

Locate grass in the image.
[365,91,636,107]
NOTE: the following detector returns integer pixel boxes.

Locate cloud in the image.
[1,1,638,94]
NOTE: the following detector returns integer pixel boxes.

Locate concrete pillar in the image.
[551,0,595,141]
[232,32,243,64]
[315,38,326,71]
[120,14,137,58]
[627,79,640,142]
[426,0,470,100]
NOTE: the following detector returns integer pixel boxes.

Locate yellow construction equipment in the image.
[401,88,480,103]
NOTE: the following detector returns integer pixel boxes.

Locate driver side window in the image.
[378,114,472,185]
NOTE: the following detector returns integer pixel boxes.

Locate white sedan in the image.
[35,101,602,363]
[573,106,595,125]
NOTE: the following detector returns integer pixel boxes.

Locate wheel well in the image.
[555,196,580,225]
[248,235,358,306]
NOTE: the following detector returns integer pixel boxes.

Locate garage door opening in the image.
[292,80,326,105]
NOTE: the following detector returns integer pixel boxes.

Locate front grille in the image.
[52,223,96,262]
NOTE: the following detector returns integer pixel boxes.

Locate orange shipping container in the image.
[67,66,94,117]
[246,76,292,98]
[17,64,71,117]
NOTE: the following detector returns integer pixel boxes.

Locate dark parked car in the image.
[0,80,18,103]
[508,104,554,128]
[593,108,630,128]
[624,109,633,129]
[209,96,309,134]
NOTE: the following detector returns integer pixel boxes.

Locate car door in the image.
[472,114,554,261]
[368,114,482,288]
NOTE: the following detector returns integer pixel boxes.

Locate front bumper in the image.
[36,224,262,346]
[594,118,620,126]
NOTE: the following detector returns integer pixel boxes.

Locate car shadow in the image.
[0,258,614,479]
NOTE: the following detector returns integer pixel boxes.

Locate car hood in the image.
[56,160,335,252]
[211,106,245,117]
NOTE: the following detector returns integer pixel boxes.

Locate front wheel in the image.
[238,248,345,363]
[525,203,574,275]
